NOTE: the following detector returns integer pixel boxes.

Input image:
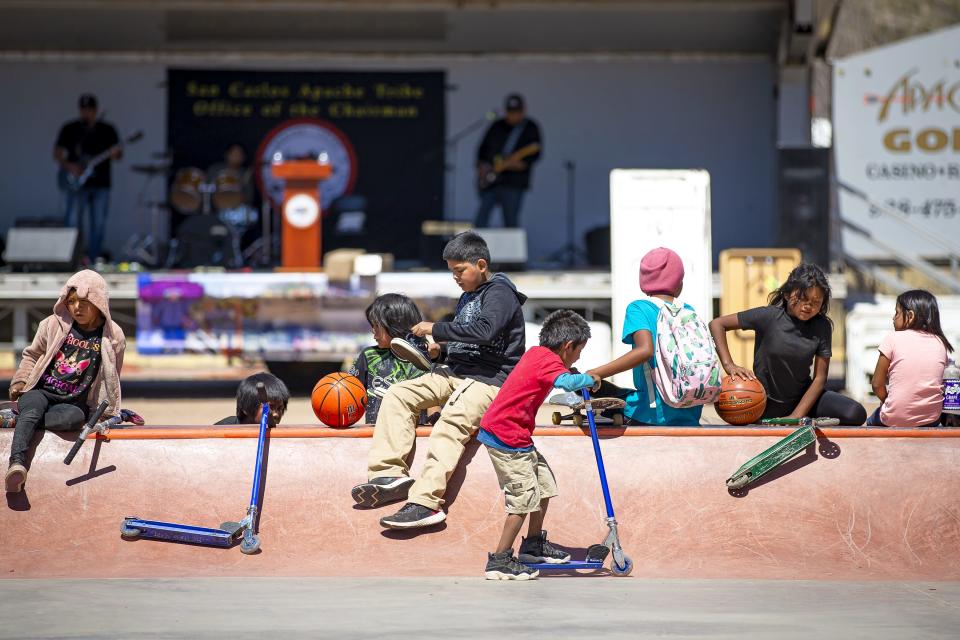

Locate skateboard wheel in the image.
[551,412,561,425]
[611,553,633,577]
[573,413,584,427]
[612,413,624,427]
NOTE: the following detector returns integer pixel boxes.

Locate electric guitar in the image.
[58,130,143,191]
[477,143,540,191]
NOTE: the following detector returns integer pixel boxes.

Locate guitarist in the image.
[474,93,542,228]
[54,93,122,264]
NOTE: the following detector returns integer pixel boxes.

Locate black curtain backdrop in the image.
[167,69,446,260]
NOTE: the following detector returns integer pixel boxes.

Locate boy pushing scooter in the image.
[478,310,602,580]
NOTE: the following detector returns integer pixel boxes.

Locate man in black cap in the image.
[54,93,122,263]
[474,93,542,228]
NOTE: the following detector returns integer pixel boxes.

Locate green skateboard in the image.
[725,417,839,489]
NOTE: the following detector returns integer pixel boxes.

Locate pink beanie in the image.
[639,247,684,295]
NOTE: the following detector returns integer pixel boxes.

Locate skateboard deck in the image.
[548,395,626,427]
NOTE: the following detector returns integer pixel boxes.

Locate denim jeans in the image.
[9,390,86,463]
[474,185,525,228]
[63,187,110,261]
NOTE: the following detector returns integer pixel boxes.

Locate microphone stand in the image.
[444,110,496,221]
[545,159,583,268]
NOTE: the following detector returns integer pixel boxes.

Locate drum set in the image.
[127,159,264,268]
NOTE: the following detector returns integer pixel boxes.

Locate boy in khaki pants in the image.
[351,231,527,529]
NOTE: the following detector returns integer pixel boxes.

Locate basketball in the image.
[312,373,368,428]
[715,376,767,426]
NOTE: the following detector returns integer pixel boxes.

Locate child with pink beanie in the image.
[587,247,703,426]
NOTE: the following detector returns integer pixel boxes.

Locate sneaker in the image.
[390,334,431,372]
[0,408,16,429]
[351,476,415,508]
[485,551,539,580]
[5,462,27,493]
[379,502,446,529]
[518,530,571,564]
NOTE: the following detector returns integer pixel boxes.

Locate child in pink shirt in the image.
[869,290,953,427]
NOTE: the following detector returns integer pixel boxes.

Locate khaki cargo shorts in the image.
[485,446,558,514]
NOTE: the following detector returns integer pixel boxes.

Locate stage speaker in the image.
[2,227,79,271]
[585,225,611,267]
[474,228,527,269]
[419,220,473,269]
[777,147,831,266]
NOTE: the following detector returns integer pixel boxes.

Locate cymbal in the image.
[131,163,172,175]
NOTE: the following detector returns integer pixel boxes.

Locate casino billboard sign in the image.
[833,24,960,260]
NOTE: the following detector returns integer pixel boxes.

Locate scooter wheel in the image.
[612,413,624,427]
[726,474,751,490]
[120,522,141,540]
[551,412,562,425]
[240,534,261,555]
[611,553,633,577]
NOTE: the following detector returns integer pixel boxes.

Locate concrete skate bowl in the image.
[2,425,959,580]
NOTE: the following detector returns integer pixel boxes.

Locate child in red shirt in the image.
[479,310,598,580]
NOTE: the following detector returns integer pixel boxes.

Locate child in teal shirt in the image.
[588,248,702,426]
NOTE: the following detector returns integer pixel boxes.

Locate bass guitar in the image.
[58,130,143,191]
[477,142,540,191]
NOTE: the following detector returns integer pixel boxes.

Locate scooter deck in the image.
[122,517,240,547]
[525,561,605,571]
[726,425,815,488]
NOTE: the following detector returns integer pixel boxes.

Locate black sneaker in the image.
[518,530,571,564]
[390,334,431,372]
[351,476,415,508]
[379,502,446,529]
[485,550,539,580]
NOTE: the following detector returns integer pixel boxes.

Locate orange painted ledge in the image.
[93,424,960,441]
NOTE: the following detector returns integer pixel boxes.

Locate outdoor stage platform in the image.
[3,424,958,581]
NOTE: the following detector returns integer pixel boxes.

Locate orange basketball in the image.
[311,372,368,428]
[715,376,767,426]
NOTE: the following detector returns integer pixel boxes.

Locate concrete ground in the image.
[0,578,957,639]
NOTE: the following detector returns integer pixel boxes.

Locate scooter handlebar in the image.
[63,401,109,465]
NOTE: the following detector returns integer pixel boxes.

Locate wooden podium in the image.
[271,159,332,269]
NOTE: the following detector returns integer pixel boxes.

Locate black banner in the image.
[167,69,445,260]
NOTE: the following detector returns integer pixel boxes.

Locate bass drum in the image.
[212,169,246,211]
[170,167,205,214]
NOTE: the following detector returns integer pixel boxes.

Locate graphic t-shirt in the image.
[878,329,948,427]
[479,346,570,450]
[40,323,103,405]
[622,300,703,426]
[350,346,425,424]
[737,305,832,419]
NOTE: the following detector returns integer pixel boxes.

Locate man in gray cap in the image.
[474,93,542,228]
[54,93,122,263]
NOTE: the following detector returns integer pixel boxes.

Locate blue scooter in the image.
[524,388,633,576]
[120,383,271,554]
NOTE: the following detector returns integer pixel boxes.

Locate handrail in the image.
[835,179,960,262]
[841,217,960,293]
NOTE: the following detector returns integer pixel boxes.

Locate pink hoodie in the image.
[10,270,125,417]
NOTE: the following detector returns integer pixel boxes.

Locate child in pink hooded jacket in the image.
[4,270,125,493]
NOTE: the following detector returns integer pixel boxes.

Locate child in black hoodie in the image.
[351,231,527,530]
